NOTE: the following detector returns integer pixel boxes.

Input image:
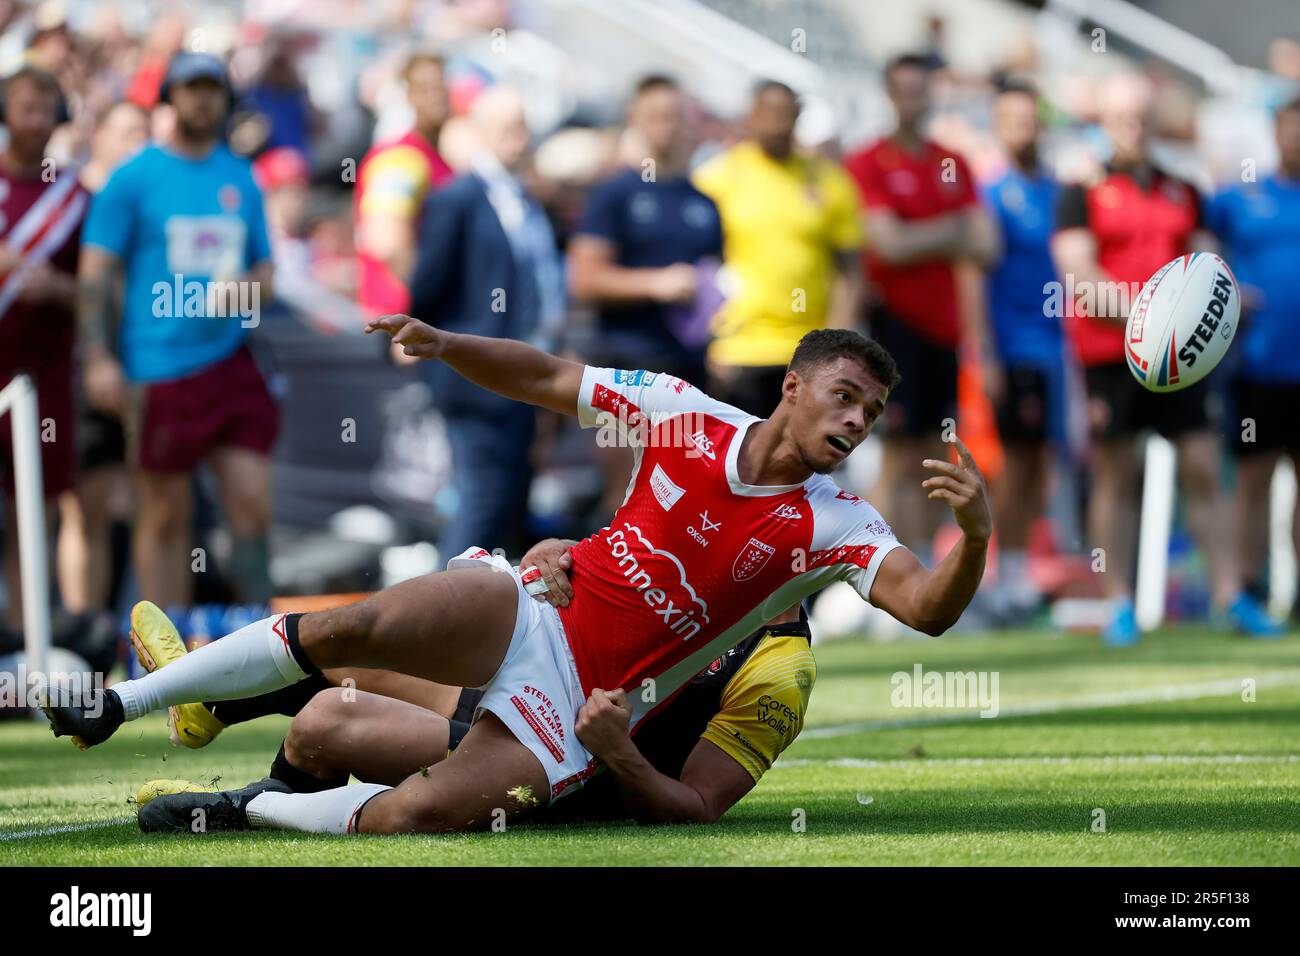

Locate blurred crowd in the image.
[0,0,1298,679]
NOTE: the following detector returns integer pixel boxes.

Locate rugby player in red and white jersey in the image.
[46,318,992,836]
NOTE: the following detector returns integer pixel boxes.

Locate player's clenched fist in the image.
[921,435,992,544]
[364,314,448,360]
[574,687,633,759]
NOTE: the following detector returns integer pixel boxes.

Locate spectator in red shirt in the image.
[1051,74,1275,643]
[0,68,88,633]
[844,54,998,572]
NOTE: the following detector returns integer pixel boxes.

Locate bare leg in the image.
[992,440,1048,613]
[133,469,192,606]
[1089,439,1139,600]
[100,566,521,732]
[994,442,1046,552]
[208,445,273,603]
[57,466,125,613]
[299,566,521,687]
[1234,451,1278,594]
[323,667,462,715]
[1178,430,1239,608]
[358,711,548,834]
[285,688,450,785]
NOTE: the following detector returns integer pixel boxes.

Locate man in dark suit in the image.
[408,86,564,560]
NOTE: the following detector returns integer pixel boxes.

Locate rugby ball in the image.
[1124,253,1238,393]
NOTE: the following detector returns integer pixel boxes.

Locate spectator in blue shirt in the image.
[568,75,723,518]
[1209,96,1300,621]
[78,53,277,608]
[981,79,1066,622]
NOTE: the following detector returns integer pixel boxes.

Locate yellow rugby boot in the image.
[128,601,226,749]
[135,779,216,809]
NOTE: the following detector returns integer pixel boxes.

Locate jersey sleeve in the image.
[700,635,817,782]
[809,484,904,603]
[82,160,139,257]
[358,145,431,220]
[576,365,735,435]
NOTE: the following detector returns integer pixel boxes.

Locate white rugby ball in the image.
[1124,253,1238,393]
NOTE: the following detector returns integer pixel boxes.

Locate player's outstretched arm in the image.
[364,314,585,416]
[575,689,752,824]
[869,435,992,636]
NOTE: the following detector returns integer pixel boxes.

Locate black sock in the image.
[447,718,472,751]
[206,668,332,726]
[269,741,347,793]
[102,687,124,724]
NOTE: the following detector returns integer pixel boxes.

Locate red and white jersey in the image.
[0,168,88,358]
[557,366,902,728]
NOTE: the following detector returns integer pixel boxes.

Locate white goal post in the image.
[1136,434,1297,631]
[0,372,50,690]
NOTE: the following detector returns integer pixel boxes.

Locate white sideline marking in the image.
[0,816,133,843]
[802,670,1300,739]
[778,754,1300,769]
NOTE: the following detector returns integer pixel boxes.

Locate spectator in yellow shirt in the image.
[693,80,865,415]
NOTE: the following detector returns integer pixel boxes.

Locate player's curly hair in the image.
[789,329,902,393]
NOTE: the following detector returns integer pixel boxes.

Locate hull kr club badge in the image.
[733,537,776,581]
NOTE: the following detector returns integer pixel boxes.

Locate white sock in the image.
[245,783,392,834]
[113,614,310,721]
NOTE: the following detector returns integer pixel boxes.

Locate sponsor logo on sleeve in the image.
[613,369,657,387]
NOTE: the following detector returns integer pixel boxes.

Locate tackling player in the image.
[133,539,817,825]
[45,322,992,836]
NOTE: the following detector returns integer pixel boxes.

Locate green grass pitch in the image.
[3,627,1297,866]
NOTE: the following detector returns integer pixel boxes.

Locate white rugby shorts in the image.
[447,548,597,803]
